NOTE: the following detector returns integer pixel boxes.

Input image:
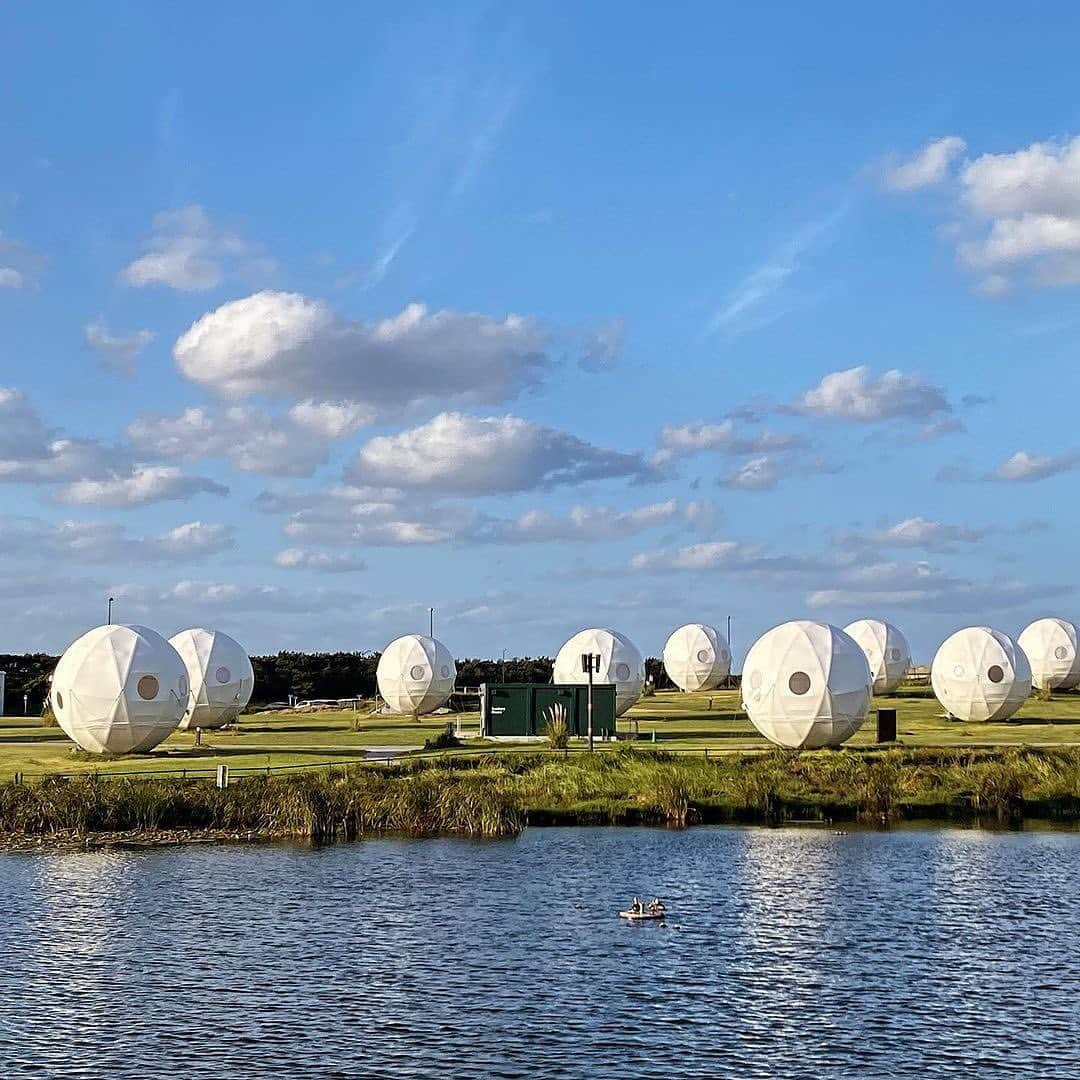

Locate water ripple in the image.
[0,826,1078,1078]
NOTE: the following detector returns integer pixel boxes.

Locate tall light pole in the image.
[429,607,434,637]
[581,652,600,752]
[501,648,507,683]
[107,596,115,625]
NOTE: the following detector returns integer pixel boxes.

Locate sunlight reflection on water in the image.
[0,826,1078,1078]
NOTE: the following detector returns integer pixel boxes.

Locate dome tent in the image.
[931,626,1032,722]
[842,619,911,695]
[1017,618,1080,691]
[169,628,255,730]
[377,634,457,715]
[553,628,645,717]
[50,624,188,754]
[662,623,730,692]
[741,621,872,749]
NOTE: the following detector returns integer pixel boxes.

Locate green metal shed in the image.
[480,682,617,738]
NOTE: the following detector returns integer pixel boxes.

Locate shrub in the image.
[544,714,569,750]
[423,724,461,751]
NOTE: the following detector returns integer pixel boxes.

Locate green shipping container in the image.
[481,683,617,738]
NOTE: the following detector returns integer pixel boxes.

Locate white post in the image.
[216,764,229,789]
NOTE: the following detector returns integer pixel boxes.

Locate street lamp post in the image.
[501,648,507,683]
[429,607,434,637]
[581,652,600,752]
[107,597,115,625]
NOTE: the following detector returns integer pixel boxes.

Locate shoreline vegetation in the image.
[2,745,1079,850]
[3,687,1080,848]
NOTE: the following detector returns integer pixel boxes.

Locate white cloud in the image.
[884,136,967,191]
[0,388,153,489]
[287,400,373,439]
[806,559,1068,614]
[150,521,234,559]
[57,465,228,508]
[653,420,803,466]
[630,540,754,572]
[348,411,653,495]
[0,234,45,289]
[0,387,51,460]
[274,548,368,573]
[962,212,1080,274]
[993,449,1080,483]
[717,455,778,491]
[255,483,459,547]
[282,503,455,547]
[127,406,333,478]
[835,516,983,551]
[0,516,234,563]
[113,579,362,617]
[478,499,684,543]
[788,365,950,421]
[919,416,965,440]
[120,204,273,291]
[0,438,131,484]
[579,318,626,373]
[902,134,1080,292]
[84,317,155,378]
[174,291,550,412]
[962,137,1080,219]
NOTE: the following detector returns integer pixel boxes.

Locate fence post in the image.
[216,764,229,789]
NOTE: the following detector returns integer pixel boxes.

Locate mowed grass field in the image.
[3,682,1080,782]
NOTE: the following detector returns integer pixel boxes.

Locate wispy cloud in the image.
[360,220,417,290]
[705,210,843,337]
[338,28,529,293]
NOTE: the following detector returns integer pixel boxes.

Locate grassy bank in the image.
[5,685,1080,783]
[2,745,1079,845]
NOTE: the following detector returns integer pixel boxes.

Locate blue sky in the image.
[3,2,1080,662]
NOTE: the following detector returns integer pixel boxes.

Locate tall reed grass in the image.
[1,746,1078,841]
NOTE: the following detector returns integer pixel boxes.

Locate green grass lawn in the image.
[2,682,1080,781]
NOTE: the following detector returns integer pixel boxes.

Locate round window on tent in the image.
[890,648,902,662]
[1055,645,1069,660]
[137,675,160,700]
[749,670,762,690]
[440,665,451,679]
[615,663,631,681]
[410,665,427,680]
[953,664,965,678]
[56,692,64,710]
[788,671,811,696]
[987,665,1005,683]
[215,666,231,684]
[696,649,711,664]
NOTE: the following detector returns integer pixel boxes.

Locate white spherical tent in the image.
[553,628,645,717]
[1017,618,1080,691]
[50,624,188,754]
[931,626,1032,723]
[842,619,911,695]
[741,621,872,749]
[169,628,255,730]
[377,634,456,715]
[662,623,730,692]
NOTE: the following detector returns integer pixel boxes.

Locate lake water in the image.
[0,826,1078,1078]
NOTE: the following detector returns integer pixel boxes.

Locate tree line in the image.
[1,651,674,714]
